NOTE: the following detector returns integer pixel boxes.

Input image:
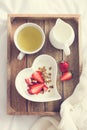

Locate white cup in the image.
[14,23,45,60]
[49,18,75,56]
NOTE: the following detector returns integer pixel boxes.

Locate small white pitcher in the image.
[49,18,75,56]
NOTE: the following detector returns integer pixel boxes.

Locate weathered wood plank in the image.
[43,19,63,112]
[26,19,45,113]
[63,19,80,99]
[7,17,27,114]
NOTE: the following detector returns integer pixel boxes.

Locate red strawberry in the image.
[60,71,73,81]
[59,61,69,72]
[27,83,44,94]
[25,78,32,85]
[43,84,48,91]
[31,71,44,83]
[31,79,38,84]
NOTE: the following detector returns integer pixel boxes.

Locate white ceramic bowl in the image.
[15,54,61,102]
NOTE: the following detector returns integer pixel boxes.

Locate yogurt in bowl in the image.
[15,54,61,102]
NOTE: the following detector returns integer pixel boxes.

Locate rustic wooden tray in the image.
[7,14,81,115]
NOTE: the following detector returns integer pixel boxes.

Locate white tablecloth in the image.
[0,0,87,130]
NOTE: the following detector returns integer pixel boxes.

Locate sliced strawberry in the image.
[59,61,69,72]
[27,83,44,94]
[25,78,32,85]
[43,84,48,91]
[60,71,73,81]
[31,71,44,83]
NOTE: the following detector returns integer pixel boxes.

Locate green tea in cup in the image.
[14,23,45,60]
[17,26,43,52]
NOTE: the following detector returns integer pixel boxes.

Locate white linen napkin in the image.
[30,116,60,130]
[0,0,87,130]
